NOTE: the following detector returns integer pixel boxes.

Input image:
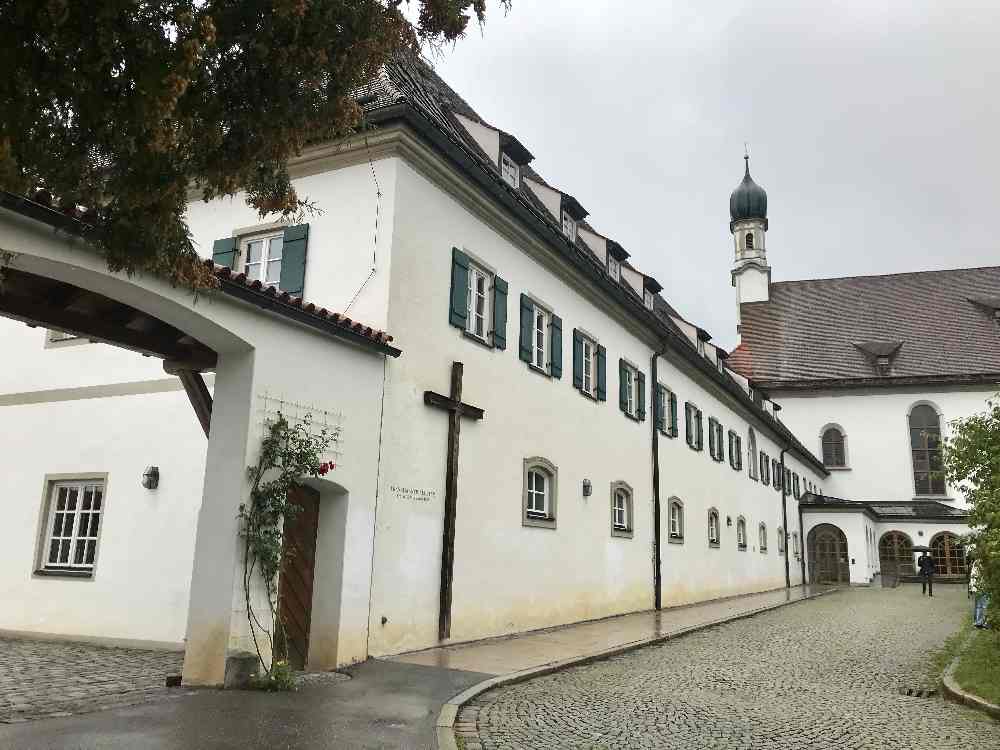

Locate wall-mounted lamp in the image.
[142,466,160,490]
[582,479,592,497]
[726,516,733,527]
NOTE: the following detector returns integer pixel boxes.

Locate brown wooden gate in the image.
[809,524,850,584]
[276,485,320,670]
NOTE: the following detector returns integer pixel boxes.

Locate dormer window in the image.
[500,152,519,189]
[643,290,654,310]
[561,211,577,242]
[876,355,891,376]
[608,256,621,281]
[717,357,724,373]
[697,338,706,356]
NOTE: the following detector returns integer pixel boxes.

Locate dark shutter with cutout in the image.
[449,247,470,329]
[596,345,607,401]
[212,237,238,269]
[549,315,563,378]
[493,276,508,350]
[279,224,309,296]
[572,329,583,389]
[518,294,532,363]
[636,371,646,421]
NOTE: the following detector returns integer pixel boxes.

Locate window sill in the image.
[708,541,720,549]
[668,535,684,545]
[824,465,852,471]
[523,515,557,530]
[34,568,93,580]
[576,387,600,403]
[711,455,724,463]
[738,545,748,552]
[659,428,678,439]
[760,549,768,554]
[461,330,495,350]
[622,411,643,423]
[749,474,759,482]
[611,526,634,539]
[527,363,552,379]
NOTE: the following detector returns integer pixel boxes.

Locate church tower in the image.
[730,155,770,335]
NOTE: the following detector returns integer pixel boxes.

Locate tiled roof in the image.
[208,261,397,351]
[731,266,1000,388]
[800,492,969,520]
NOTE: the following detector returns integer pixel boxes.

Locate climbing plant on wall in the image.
[239,411,336,685]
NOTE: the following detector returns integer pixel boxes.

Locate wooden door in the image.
[879,532,915,576]
[811,526,849,584]
[276,485,320,670]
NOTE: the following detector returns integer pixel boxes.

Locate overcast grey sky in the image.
[428,1,999,350]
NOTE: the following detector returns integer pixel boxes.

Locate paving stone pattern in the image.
[0,637,184,722]
[457,586,1000,749]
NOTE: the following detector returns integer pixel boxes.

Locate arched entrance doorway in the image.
[878,531,915,578]
[808,524,850,584]
[930,532,967,577]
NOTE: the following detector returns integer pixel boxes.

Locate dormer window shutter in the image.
[449,247,470,329]
[572,330,583,389]
[492,276,508,350]
[549,315,563,378]
[636,371,646,421]
[596,345,607,401]
[518,294,533,363]
[278,223,309,296]
[212,237,238,269]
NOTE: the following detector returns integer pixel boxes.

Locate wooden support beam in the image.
[165,363,213,438]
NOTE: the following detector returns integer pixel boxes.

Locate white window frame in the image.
[501,152,520,189]
[777,526,786,555]
[581,335,596,396]
[668,498,684,542]
[708,509,720,546]
[522,457,557,529]
[644,289,654,310]
[792,532,800,557]
[466,262,494,342]
[607,255,621,281]
[39,479,106,575]
[623,364,636,417]
[531,303,550,372]
[759,523,767,552]
[736,517,747,549]
[241,231,285,287]
[526,469,548,517]
[610,481,634,538]
[561,211,577,242]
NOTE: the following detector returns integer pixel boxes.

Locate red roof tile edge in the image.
[208,261,394,346]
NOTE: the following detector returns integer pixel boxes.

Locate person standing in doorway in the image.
[918,551,935,597]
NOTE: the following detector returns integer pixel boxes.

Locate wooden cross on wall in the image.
[424,362,485,641]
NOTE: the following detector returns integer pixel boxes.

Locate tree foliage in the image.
[0,0,506,287]
[943,395,1000,627]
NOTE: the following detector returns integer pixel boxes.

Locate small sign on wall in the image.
[389,485,438,503]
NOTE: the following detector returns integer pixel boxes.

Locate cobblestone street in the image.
[0,638,183,722]
[457,586,999,749]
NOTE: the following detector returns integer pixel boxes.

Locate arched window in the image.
[777,526,785,555]
[522,457,558,529]
[745,232,754,250]
[879,531,914,576]
[821,426,846,467]
[748,428,758,479]
[909,404,945,495]
[736,517,747,550]
[610,481,634,539]
[668,498,684,542]
[758,523,768,552]
[931,532,967,576]
[707,508,720,547]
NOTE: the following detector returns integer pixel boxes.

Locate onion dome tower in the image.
[730,155,772,332]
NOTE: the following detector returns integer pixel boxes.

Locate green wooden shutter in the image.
[212,237,238,269]
[572,330,583,389]
[618,359,628,413]
[696,410,704,450]
[685,403,693,446]
[669,392,678,436]
[654,386,665,431]
[549,315,563,378]
[636,371,646,421]
[279,224,309,296]
[449,247,470,329]
[493,276,508,350]
[518,294,532,363]
[596,345,607,401]
[708,419,716,457]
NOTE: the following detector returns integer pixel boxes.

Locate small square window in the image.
[38,479,106,577]
[242,232,284,287]
[466,262,494,342]
[561,211,577,242]
[501,152,520,189]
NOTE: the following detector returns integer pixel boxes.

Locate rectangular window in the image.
[466,262,493,341]
[41,480,105,575]
[582,337,595,395]
[708,418,724,462]
[613,494,627,528]
[242,232,284,287]
[561,211,577,242]
[685,403,704,450]
[532,305,549,371]
[501,152,519,188]
[792,532,800,557]
[623,366,635,416]
[793,474,800,499]
[608,256,621,281]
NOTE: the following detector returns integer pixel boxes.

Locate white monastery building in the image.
[0,56,984,684]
